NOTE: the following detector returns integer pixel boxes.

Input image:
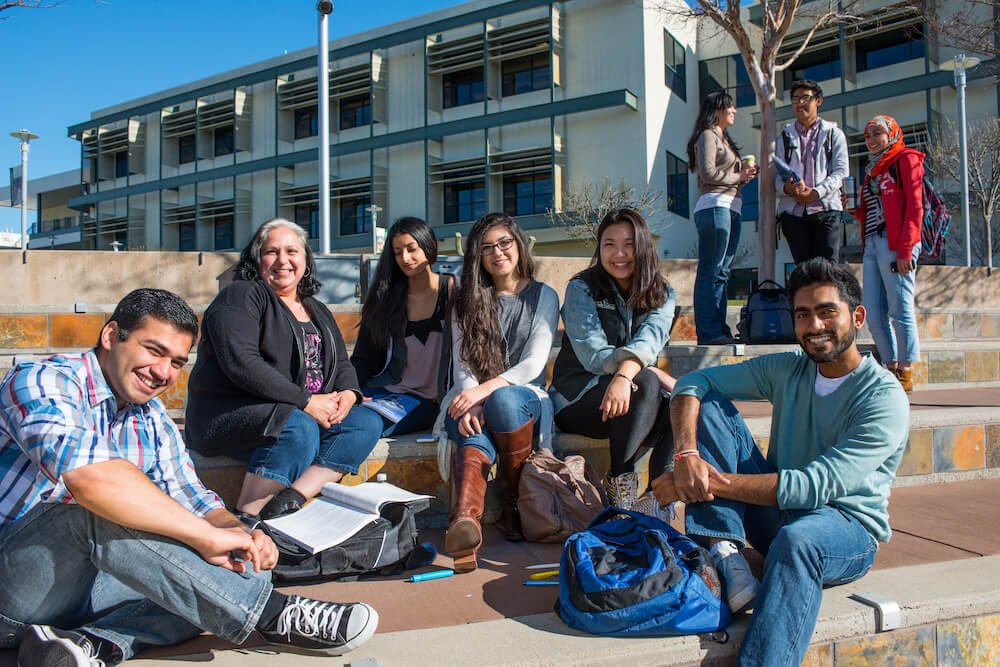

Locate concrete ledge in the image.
[125,556,1000,666]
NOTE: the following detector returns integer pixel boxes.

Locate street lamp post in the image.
[317,1,334,255]
[366,203,382,254]
[941,54,981,267]
[10,129,38,251]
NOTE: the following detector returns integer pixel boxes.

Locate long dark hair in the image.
[452,212,534,382]
[360,216,438,350]
[233,218,321,298]
[686,91,741,171]
[579,208,667,310]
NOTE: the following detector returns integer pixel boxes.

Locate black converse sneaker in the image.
[258,595,378,654]
[18,624,118,667]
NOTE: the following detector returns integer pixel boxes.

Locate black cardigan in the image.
[184,279,362,457]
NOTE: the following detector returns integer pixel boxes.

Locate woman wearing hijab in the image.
[851,115,924,391]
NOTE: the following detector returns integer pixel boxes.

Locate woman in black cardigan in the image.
[185,218,382,520]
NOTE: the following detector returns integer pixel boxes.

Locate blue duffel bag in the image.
[556,506,730,637]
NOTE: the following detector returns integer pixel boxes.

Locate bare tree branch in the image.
[546,178,665,247]
[915,0,999,62]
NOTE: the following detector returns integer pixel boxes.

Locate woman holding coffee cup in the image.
[685,91,758,345]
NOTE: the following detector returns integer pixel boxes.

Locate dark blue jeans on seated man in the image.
[686,394,878,666]
[444,385,542,462]
[0,502,272,659]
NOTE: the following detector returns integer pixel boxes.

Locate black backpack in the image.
[263,499,431,583]
[737,280,796,344]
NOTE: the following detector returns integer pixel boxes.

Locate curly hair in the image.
[232,218,322,298]
[452,212,535,382]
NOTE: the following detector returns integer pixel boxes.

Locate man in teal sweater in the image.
[652,257,909,666]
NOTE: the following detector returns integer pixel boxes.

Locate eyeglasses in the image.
[480,236,516,256]
[791,94,818,104]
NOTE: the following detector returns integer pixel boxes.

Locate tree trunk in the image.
[757,97,778,283]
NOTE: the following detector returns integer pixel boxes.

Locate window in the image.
[294,105,318,139]
[664,30,686,101]
[855,25,924,72]
[214,215,234,250]
[503,173,552,216]
[741,179,759,222]
[114,151,128,179]
[295,203,319,239]
[443,67,485,108]
[214,125,234,156]
[179,221,196,251]
[339,196,371,236]
[178,134,196,164]
[784,46,841,90]
[444,175,486,224]
[501,53,550,97]
[665,152,689,218]
[699,56,754,107]
[339,94,371,130]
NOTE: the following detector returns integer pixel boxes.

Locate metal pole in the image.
[317,3,333,255]
[955,61,972,267]
[366,204,381,254]
[19,139,29,251]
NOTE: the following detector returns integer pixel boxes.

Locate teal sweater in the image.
[673,352,909,542]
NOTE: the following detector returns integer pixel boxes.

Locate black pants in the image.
[780,210,843,264]
[554,368,673,481]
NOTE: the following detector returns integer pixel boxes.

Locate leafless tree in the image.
[546,177,665,247]
[652,0,865,281]
[0,1,63,16]
[918,0,999,64]
[925,118,1000,269]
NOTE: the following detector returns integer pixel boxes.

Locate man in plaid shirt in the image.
[0,289,377,666]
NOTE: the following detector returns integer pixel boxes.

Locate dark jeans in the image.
[444,385,541,463]
[779,210,842,264]
[553,369,673,481]
[694,207,741,343]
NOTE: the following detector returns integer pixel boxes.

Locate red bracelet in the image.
[674,449,700,461]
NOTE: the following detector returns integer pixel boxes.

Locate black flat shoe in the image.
[258,487,307,520]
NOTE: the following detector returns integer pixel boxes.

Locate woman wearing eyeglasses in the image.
[438,212,559,572]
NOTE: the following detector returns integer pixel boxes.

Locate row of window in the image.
[178,216,234,251]
[784,26,924,91]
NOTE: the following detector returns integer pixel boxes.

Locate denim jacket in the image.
[549,274,675,412]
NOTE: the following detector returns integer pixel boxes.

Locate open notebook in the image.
[263,482,432,554]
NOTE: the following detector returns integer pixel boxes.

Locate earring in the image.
[303,266,312,278]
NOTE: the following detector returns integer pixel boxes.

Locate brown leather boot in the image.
[894,367,914,393]
[491,418,534,542]
[444,446,491,573]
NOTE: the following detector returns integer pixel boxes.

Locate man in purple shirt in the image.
[776,80,850,264]
[0,288,377,666]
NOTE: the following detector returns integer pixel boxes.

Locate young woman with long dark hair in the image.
[352,217,453,434]
[686,91,758,344]
[438,212,558,572]
[549,208,677,512]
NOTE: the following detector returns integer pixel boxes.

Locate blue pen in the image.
[410,569,454,582]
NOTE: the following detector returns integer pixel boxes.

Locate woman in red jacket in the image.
[853,115,923,391]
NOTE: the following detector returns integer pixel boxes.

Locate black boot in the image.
[258,487,307,520]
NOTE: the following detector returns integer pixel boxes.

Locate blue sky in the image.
[0,0,457,232]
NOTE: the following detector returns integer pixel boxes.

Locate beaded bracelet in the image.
[613,373,638,392]
[674,449,701,461]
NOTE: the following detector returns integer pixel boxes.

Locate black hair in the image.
[686,91,741,171]
[579,207,667,310]
[788,79,823,100]
[233,218,322,298]
[787,257,862,311]
[452,212,535,382]
[100,288,199,345]
[360,216,438,351]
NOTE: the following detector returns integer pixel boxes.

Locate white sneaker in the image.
[633,493,676,525]
[710,540,759,613]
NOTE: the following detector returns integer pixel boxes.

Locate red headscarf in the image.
[865,115,906,178]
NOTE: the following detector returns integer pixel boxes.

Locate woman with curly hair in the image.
[439,212,558,572]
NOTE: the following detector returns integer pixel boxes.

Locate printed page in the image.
[320,481,433,515]
[264,498,373,554]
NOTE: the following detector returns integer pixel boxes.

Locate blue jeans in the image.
[694,207,741,343]
[247,406,381,485]
[445,385,541,463]
[685,394,877,666]
[0,503,271,659]
[862,233,920,364]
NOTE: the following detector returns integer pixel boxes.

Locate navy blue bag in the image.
[556,507,730,637]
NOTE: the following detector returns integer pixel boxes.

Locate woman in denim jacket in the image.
[549,208,677,513]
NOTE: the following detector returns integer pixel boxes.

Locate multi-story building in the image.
[6,0,998,275]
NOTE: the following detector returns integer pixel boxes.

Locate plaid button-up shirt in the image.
[0,350,223,528]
